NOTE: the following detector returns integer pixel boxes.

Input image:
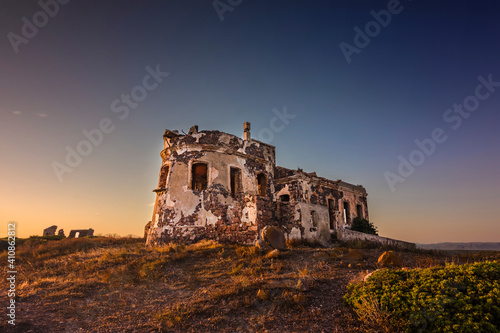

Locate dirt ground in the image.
[1,237,496,332]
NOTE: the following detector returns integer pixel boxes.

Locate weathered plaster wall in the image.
[296,201,330,243]
[146,129,275,245]
[274,168,368,244]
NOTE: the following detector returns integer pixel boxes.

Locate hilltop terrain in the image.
[418,242,500,251]
[1,237,499,332]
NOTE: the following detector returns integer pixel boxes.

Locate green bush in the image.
[344,261,500,332]
[350,217,378,235]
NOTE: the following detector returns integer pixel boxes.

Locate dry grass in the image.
[1,236,492,332]
[351,293,394,332]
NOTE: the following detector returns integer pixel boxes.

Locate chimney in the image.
[243,122,251,140]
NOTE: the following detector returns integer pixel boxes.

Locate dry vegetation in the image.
[0,236,498,332]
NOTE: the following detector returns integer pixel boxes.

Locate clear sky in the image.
[1,0,499,243]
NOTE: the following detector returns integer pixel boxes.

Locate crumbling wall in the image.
[275,181,303,240]
[43,225,57,236]
[275,178,333,243]
[338,182,369,225]
[338,229,416,250]
[68,228,94,238]
[146,129,275,246]
[146,125,377,247]
[274,169,368,244]
[277,200,303,240]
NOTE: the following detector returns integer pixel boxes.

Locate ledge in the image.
[153,188,167,193]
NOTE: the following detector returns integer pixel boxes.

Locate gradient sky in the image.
[1,0,499,243]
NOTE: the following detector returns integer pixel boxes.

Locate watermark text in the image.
[6,222,17,326]
[384,74,499,192]
[7,0,71,54]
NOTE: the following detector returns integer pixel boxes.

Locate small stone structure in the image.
[68,228,94,238]
[43,225,58,236]
[58,229,65,237]
[145,123,415,248]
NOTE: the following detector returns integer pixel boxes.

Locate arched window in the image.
[192,163,208,191]
[257,173,267,196]
[158,165,170,188]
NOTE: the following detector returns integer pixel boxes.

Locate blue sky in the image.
[1,0,499,242]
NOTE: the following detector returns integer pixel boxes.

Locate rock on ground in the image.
[377,250,403,267]
[259,225,287,250]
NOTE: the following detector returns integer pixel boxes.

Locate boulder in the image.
[363,269,385,282]
[265,249,281,259]
[256,238,272,252]
[377,251,403,267]
[256,289,269,301]
[260,225,287,250]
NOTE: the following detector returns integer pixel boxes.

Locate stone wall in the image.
[68,228,94,238]
[274,168,369,243]
[337,229,416,250]
[148,190,262,245]
[43,225,57,236]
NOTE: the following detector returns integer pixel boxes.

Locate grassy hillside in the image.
[1,237,499,332]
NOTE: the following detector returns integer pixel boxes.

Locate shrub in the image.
[344,261,500,332]
[350,217,378,235]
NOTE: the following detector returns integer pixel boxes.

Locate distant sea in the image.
[417,242,500,251]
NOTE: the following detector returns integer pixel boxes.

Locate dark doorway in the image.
[257,173,267,196]
[192,163,208,191]
[230,167,242,197]
[328,199,336,229]
[356,204,363,218]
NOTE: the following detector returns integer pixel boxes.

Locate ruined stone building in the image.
[41,226,93,238]
[68,229,94,238]
[145,123,369,246]
[43,225,58,236]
